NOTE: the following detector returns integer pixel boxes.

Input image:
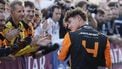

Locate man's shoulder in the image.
[47,18,53,22]
[5,21,14,29]
[79,25,97,33]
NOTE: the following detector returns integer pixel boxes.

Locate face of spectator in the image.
[24,6,35,22]
[67,15,85,32]
[119,6,122,15]
[104,8,113,21]
[95,12,105,23]
[12,4,24,21]
[33,10,41,23]
[33,9,41,28]
[0,13,5,31]
[52,8,61,22]
[0,3,5,13]
[5,4,11,19]
[110,7,119,19]
[119,1,122,15]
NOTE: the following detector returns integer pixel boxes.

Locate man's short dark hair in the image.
[108,2,119,8]
[64,8,87,22]
[0,0,5,5]
[96,8,105,15]
[51,5,61,12]
[75,1,87,8]
[24,1,35,8]
[10,1,22,10]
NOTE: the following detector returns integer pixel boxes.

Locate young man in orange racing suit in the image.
[58,8,112,69]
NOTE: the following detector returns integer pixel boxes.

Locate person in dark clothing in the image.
[58,8,112,69]
[0,12,10,57]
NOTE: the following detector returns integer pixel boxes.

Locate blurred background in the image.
[6,0,120,9]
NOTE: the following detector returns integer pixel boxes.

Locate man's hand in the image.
[31,36,39,46]
[5,29,20,41]
[42,20,52,32]
[37,35,51,46]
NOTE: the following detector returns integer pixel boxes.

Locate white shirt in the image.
[34,23,43,37]
[46,18,60,44]
[34,18,61,44]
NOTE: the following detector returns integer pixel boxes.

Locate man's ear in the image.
[76,15,82,21]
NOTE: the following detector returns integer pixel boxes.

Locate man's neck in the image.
[23,18,30,24]
[11,15,19,26]
[52,18,57,23]
[80,23,86,27]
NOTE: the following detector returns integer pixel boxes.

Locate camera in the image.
[87,4,98,14]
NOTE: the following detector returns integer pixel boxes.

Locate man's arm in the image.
[58,33,71,61]
[105,39,112,68]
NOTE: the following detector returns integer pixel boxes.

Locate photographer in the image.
[75,1,98,29]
